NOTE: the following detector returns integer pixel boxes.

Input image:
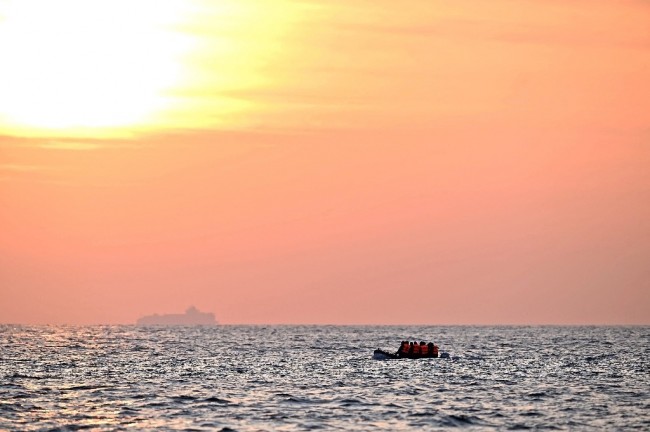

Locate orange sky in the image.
[1,0,649,324]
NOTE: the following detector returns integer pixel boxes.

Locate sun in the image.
[0,0,305,139]
[0,0,194,137]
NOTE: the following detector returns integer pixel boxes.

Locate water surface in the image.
[1,325,648,430]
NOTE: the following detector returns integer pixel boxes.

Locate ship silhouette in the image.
[136,306,217,326]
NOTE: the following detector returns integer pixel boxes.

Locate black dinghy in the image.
[373,349,400,360]
[372,348,450,360]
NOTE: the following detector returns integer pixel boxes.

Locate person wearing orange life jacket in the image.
[420,341,429,357]
[427,342,435,358]
[408,341,414,357]
[432,344,439,358]
[412,341,421,358]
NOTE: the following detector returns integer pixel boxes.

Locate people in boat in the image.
[412,341,421,358]
[397,340,439,358]
[398,341,409,358]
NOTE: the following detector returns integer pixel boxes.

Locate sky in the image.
[1,0,648,325]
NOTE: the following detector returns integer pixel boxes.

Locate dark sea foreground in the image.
[1,325,648,431]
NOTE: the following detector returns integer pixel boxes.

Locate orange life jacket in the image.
[400,343,409,354]
[420,344,429,356]
[412,344,421,356]
[433,345,439,357]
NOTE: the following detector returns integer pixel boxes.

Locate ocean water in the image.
[1,325,648,431]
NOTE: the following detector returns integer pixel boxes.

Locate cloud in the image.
[0,135,145,151]
[0,164,47,172]
[35,141,107,151]
[319,0,649,51]
[0,163,57,183]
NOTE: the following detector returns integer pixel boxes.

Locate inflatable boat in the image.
[373,349,401,360]
[373,348,450,360]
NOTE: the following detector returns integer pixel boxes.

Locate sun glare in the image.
[0,0,304,139]
[0,0,196,137]
[0,0,290,139]
[0,0,201,137]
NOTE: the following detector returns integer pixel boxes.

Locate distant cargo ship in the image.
[136,306,217,326]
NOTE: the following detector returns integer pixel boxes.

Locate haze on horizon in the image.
[1,0,648,325]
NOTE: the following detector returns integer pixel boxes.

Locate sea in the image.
[1,325,648,431]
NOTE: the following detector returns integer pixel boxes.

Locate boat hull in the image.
[373,349,448,360]
[373,349,400,360]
